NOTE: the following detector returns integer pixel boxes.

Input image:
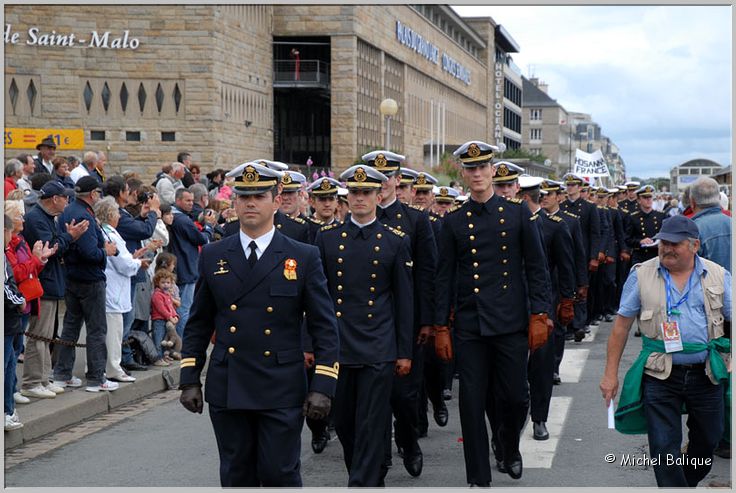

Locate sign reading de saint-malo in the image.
[4,24,140,50]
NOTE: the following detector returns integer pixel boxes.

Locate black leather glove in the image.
[179,385,204,414]
[302,391,331,421]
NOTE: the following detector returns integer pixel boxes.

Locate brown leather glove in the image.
[577,285,589,301]
[556,298,575,326]
[528,313,550,352]
[303,352,315,369]
[597,251,606,263]
[395,358,412,377]
[588,259,599,272]
[620,251,631,263]
[416,325,432,345]
[605,256,615,264]
[435,325,453,361]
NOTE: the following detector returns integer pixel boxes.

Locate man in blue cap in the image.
[435,140,550,485]
[600,214,731,488]
[313,164,414,486]
[178,162,339,487]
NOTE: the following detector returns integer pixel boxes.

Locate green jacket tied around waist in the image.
[615,335,731,435]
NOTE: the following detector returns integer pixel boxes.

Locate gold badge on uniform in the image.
[282,173,293,185]
[416,174,427,185]
[375,154,387,168]
[284,258,298,280]
[355,167,367,182]
[497,164,509,177]
[468,143,481,158]
[244,166,257,183]
[320,179,331,190]
[439,187,449,197]
[214,259,230,275]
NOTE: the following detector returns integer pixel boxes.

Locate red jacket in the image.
[151,287,177,320]
[4,177,17,198]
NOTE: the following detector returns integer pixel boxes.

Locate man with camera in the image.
[102,176,162,372]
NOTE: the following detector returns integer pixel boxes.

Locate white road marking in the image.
[521,396,573,468]
[559,348,590,383]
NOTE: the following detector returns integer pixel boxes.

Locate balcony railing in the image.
[273,59,330,89]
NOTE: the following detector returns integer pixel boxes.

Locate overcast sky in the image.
[451,5,732,179]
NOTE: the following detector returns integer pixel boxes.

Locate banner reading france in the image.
[573,149,609,177]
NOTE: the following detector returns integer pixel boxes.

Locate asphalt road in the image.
[5,320,732,488]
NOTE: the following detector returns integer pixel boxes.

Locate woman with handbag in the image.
[4,200,58,400]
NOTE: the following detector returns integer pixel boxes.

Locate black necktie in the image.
[248,241,258,268]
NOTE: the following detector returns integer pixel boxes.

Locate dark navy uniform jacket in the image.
[597,205,613,257]
[609,207,628,256]
[625,209,665,252]
[533,209,576,300]
[435,195,550,336]
[618,198,640,215]
[550,209,588,288]
[314,219,414,365]
[377,200,437,329]
[180,230,340,410]
[561,198,600,261]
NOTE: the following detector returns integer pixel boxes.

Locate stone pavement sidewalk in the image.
[5,360,181,450]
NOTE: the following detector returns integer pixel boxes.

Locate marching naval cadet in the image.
[625,184,665,266]
[411,171,439,211]
[362,150,438,478]
[178,162,339,487]
[540,180,588,385]
[560,173,601,342]
[396,167,419,204]
[432,185,460,217]
[306,177,342,242]
[336,187,350,223]
[281,170,322,239]
[619,180,641,214]
[587,186,613,329]
[313,164,414,487]
[434,140,551,486]
[607,188,631,316]
[518,175,575,441]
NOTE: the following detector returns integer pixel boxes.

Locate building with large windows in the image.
[5,5,524,180]
[670,158,725,195]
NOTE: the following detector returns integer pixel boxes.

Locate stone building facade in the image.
[5,5,516,180]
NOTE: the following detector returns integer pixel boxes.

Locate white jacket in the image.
[102,224,141,313]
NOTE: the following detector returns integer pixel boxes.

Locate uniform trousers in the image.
[458,330,529,485]
[553,320,566,374]
[528,334,555,422]
[419,336,448,433]
[614,257,631,312]
[390,339,425,456]
[593,261,616,319]
[208,404,303,487]
[335,362,393,487]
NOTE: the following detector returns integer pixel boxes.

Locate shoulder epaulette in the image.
[387,226,406,237]
[630,211,640,216]
[506,197,523,204]
[429,215,438,222]
[226,216,238,223]
[562,210,579,219]
[530,214,539,221]
[320,223,339,232]
[548,214,563,223]
[447,205,462,215]
[306,216,323,225]
[290,216,306,224]
[409,204,424,211]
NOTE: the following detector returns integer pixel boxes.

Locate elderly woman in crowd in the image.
[52,157,76,189]
[94,196,151,383]
[5,200,58,401]
[4,159,23,199]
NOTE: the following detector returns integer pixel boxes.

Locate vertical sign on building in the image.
[493,62,504,141]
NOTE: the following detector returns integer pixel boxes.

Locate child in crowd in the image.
[154,252,181,308]
[150,270,179,366]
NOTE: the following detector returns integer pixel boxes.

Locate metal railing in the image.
[273,59,330,87]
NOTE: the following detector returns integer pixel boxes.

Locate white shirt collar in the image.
[350,216,376,228]
[379,198,397,209]
[239,226,276,260]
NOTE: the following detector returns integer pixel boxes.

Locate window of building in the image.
[161,131,176,142]
[530,109,542,121]
[90,130,106,141]
[126,131,141,141]
[530,128,542,141]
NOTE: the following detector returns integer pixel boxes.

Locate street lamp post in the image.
[379,98,398,151]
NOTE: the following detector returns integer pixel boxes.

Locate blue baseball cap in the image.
[39,181,74,199]
[653,215,700,243]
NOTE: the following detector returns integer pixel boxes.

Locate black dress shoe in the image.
[403,451,423,477]
[434,404,449,427]
[496,459,507,473]
[311,430,329,454]
[605,314,614,322]
[573,329,586,342]
[418,428,428,438]
[552,372,561,385]
[505,457,523,479]
[122,361,148,372]
[442,389,452,401]
[533,421,549,441]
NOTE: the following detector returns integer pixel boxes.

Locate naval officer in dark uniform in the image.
[625,184,665,265]
[362,149,437,478]
[434,141,551,486]
[518,175,576,442]
[560,173,601,342]
[178,162,339,487]
[313,164,414,487]
[618,180,641,214]
[396,167,419,204]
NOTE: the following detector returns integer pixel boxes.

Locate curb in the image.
[5,365,180,450]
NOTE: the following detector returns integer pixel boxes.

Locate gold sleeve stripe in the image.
[180,358,196,364]
[180,362,197,368]
[315,369,339,379]
[315,364,339,376]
